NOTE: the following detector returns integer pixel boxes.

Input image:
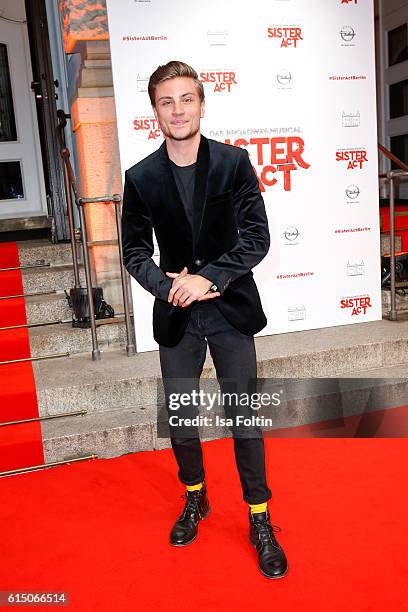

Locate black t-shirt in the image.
[170,160,196,229]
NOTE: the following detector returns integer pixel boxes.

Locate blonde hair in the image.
[148,60,204,107]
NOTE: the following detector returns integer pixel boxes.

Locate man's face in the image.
[153,76,204,142]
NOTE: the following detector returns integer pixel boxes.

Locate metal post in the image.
[78,200,100,361]
[113,195,136,356]
[0,264,50,272]
[0,353,69,366]
[0,409,87,427]
[0,290,57,300]
[0,455,97,478]
[389,173,397,321]
[0,320,65,331]
[60,148,81,289]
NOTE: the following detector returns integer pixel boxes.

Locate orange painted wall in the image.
[71,97,122,277]
[59,0,108,54]
[59,1,123,285]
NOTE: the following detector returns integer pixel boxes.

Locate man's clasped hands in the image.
[166,267,220,307]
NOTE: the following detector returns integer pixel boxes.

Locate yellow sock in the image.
[186,481,204,492]
[249,502,268,514]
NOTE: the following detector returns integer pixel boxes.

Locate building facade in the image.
[0,0,407,307]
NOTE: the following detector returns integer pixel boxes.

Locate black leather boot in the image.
[249,509,288,578]
[169,483,210,546]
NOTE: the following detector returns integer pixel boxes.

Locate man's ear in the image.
[200,99,205,119]
[153,105,158,121]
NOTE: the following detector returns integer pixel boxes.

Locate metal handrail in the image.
[379,169,408,320]
[57,110,81,289]
[378,143,408,174]
[378,141,408,321]
[57,111,136,360]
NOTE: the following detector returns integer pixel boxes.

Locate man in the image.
[121,60,288,579]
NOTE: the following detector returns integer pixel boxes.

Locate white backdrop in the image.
[106,0,381,352]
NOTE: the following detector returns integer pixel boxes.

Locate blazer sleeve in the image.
[121,170,172,301]
[199,149,270,294]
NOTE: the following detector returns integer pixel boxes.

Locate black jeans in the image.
[159,301,272,505]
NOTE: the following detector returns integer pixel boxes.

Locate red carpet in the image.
[0,242,44,472]
[0,437,406,611]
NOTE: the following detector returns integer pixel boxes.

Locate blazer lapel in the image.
[158,140,192,242]
[192,135,210,251]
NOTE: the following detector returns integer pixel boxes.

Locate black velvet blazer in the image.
[121,135,270,347]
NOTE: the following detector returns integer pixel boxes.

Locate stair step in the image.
[33,346,164,418]
[17,239,82,267]
[22,264,86,294]
[0,217,52,233]
[41,407,157,463]
[25,293,72,324]
[28,319,126,356]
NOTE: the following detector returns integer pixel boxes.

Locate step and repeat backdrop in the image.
[106,0,380,352]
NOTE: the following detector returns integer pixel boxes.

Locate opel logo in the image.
[345,184,360,199]
[340,26,356,42]
[284,226,300,241]
[276,70,292,86]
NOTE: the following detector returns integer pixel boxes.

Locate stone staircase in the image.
[12,238,408,466]
[18,240,127,357]
[35,316,408,461]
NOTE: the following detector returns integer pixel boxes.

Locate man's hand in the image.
[166,267,220,307]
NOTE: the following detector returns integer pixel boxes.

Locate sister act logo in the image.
[133,117,162,140]
[267,26,303,48]
[224,134,310,192]
[200,71,237,93]
[340,296,372,316]
[336,148,368,170]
